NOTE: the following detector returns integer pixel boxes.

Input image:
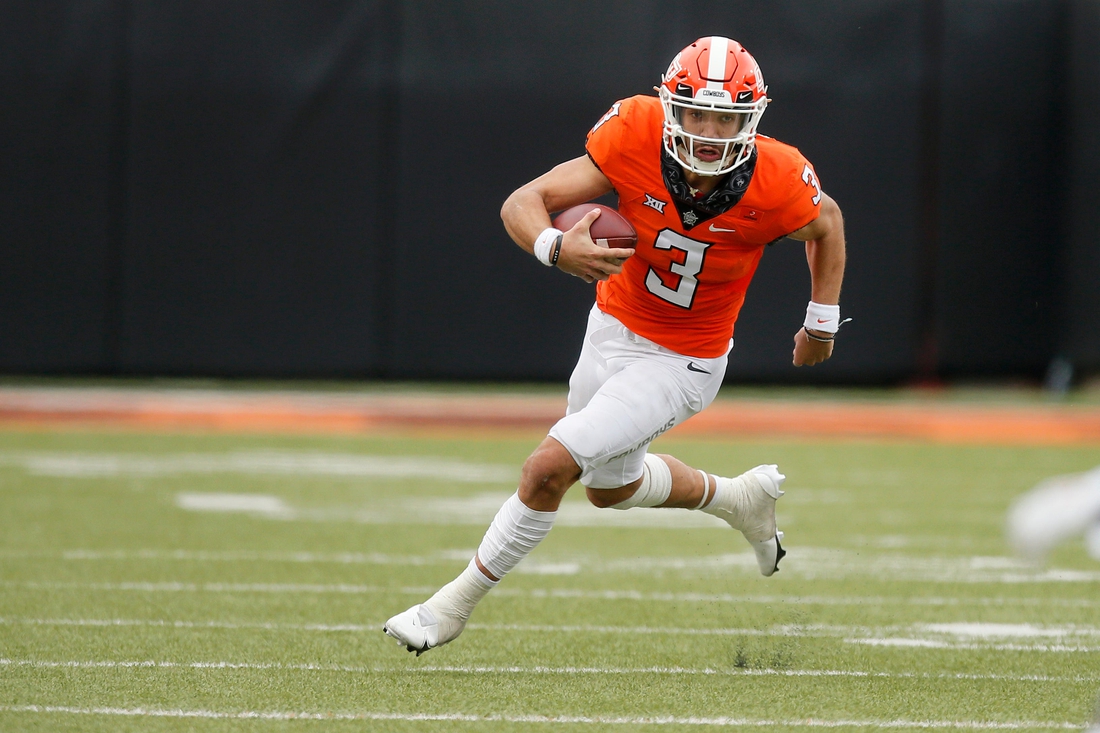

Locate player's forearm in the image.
[806,236,845,305]
[501,156,616,254]
[804,201,846,305]
[501,188,554,254]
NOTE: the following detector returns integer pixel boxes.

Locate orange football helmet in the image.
[658,36,769,176]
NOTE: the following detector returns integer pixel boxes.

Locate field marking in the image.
[172,491,725,529]
[0,704,1082,728]
[7,616,1100,653]
[4,580,435,594]
[844,638,1100,652]
[0,616,888,637]
[0,450,515,483]
[0,617,371,632]
[7,546,1100,584]
[39,548,476,566]
[7,616,877,636]
[6,580,1100,608]
[920,622,1100,638]
[502,588,1100,608]
[175,493,292,516]
[2,658,1097,683]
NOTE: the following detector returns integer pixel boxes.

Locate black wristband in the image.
[549,233,564,265]
[803,327,834,343]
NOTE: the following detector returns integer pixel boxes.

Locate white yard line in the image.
[0,705,1081,728]
[50,548,475,564]
[844,638,1100,652]
[6,545,1100,583]
[6,580,1099,608]
[0,450,516,483]
[1,657,1097,683]
[4,580,435,594]
[0,617,369,632]
[0,617,879,637]
[507,588,1100,608]
[7,616,1100,652]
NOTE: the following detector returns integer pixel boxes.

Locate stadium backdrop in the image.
[1,0,1098,383]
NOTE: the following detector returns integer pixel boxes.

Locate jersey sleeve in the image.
[585,99,630,179]
[775,154,823,236]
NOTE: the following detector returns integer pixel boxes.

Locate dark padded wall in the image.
[1062,0,1100,371]
[0,0,1093,382]
[0,2,123,371]
[931,0,1066,377]
[119,2,391,375]
[386,0,667,380]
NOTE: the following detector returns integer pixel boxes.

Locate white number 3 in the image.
[801,164,822,205]
[645,230,712,309]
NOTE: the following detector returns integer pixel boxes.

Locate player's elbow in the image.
[819,193,843,230]
[500,190,519,226]
[500,186,540,230]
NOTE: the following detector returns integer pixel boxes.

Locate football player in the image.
[384,36,847,655]
[1006,467,1100,733]
[1006,466,1100,564]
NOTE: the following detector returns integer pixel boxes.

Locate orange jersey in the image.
[585,95,821,357]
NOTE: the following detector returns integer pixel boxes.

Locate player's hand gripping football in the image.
[557,208,635,283]
[792,328,834,366]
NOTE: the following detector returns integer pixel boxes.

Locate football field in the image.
[1,386,1099,731]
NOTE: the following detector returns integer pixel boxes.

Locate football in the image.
[551,203,637,248]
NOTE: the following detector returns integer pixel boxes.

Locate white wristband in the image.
[804,301,841,333]
[533,227,563,266]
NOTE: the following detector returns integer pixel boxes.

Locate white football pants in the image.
[549,305,729,489]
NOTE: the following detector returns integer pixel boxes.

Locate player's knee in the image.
[519,443,578,502]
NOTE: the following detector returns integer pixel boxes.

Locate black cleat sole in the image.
[772,535,786,573]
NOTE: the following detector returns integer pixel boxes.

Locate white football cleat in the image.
[707,464,786,576]
[383,604,439,656]
[383,602,467,656]
[1006,466,1100,562]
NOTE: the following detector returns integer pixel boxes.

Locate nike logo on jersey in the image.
[708,224,736,233]
[643,193,667,214]
[686,362,711,374]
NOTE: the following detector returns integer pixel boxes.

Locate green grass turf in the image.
[0,421,1098,732]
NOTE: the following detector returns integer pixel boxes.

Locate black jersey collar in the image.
[661,147,757,230]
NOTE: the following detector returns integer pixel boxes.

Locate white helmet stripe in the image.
[705,36,729,90]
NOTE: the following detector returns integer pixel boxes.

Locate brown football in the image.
[551,204,637,248]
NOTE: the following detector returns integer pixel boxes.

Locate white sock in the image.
[476,492,556,580]
[701,473,751,523]
[423,559,494,642]
[699,465,783,542]
[426,492,555,629]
